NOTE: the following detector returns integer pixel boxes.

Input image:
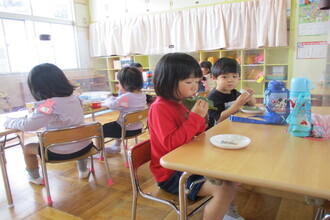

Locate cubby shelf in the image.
[93,47,290,97]
[198,47,290,97]
[70,75,108,92]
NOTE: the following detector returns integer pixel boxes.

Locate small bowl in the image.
[91,102,101,109]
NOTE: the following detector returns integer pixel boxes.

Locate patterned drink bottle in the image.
[286,77,314,137]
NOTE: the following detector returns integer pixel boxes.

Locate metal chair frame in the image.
[103,107,149,167]
[38,122,113,205]
[128,139,212,220]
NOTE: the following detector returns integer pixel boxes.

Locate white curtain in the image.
[90,0,287,57]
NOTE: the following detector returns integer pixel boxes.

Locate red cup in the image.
[91,102,101,109]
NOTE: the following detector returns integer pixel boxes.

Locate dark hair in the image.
[200,61,212,69]
[117,67,144,92]
[153,53,202,101]
[27,63,75,101]
[130,63,143,68]
[211,57,241,78]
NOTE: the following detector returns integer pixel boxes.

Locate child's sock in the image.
[114,139,122,146]
[225,204,245,220]
[105,144,121,154]
[26,167,43,185]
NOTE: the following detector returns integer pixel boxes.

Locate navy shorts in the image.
[38,142,94,161]
[158,171,205,201]
[102,121,142,138]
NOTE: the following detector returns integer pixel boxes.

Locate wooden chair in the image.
[0,133,24,161]
[37,122,113,205]
[128,139,212,220]
[0,90,24,160]
[103,107,149,167]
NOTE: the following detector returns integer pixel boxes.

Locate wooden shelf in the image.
[199,47,290,97]
[71,75,108,92]
[93,47,290,98]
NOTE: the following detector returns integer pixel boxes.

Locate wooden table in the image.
[0,111,27,207]
[160,107,330,220]
[83,106,108,121]
[0,106,109,207]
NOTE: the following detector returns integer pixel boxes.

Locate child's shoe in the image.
[223,205,245,220]
[79,169,90,179]
[28,176,43,185]
[105,144,121,154]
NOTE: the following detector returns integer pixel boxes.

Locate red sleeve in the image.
[149,100,206,182]
[149,102,206,151]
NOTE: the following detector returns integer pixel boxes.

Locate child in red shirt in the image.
[149,53,243,220]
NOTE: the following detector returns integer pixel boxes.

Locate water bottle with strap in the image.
[286,77,314,137]
[264,80,290,123]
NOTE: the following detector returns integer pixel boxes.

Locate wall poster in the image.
[298,0,329,36]
[296,41,327,59]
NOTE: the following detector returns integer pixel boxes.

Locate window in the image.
[0,0,78,72]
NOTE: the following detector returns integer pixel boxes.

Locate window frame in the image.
[0,0,80,73]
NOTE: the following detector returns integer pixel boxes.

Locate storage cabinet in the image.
[97,55,158,94]
[198,47,290,98]
[93,48,290,98]
[71,75,108,92]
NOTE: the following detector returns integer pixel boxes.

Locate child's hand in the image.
[191,99,209,118]
[245,88,255,96]
[236,92,251,107]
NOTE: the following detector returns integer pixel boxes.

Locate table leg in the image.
[92,113,95,122]
[0,141,14,207]
[178,172,190,220]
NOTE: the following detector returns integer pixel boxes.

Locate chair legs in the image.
[123,137,139,168]
[131,191,138,220]
[122,139,130,168]
[40,159,53,205]
[101,149,113,185]
[102,137,141,168]
[90,155,95,173]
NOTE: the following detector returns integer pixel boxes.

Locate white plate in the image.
[241,106,265,114]
[210,134,251,149]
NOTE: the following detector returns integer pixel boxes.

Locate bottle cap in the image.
[290,77,312,92]
[268,80,285,90]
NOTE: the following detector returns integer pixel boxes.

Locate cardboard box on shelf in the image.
[120,56,133,67]
[272,66,285,75]
[113,60,121,69]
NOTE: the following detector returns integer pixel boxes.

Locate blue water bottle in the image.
[286,77,314,137]
[264,80,290,122]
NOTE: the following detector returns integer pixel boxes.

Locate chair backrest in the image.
[38,122,104,161]
[128,139,212,219]
[129,139,151,171]
[122,107,149,138]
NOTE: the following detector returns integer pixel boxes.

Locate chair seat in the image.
[143,183,210,207]
[47,147,99,163]
[38,122,113,205]
[144,184,180,205]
